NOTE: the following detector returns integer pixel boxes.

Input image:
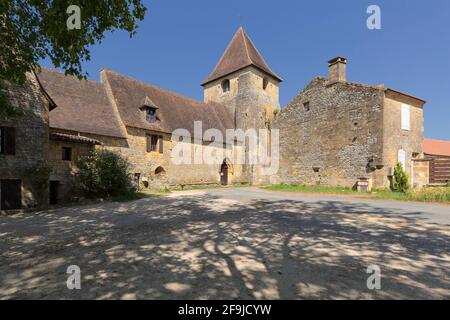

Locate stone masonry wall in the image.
[0,73,50,209]
[49,139,94,202]
[381,93,425,188]
[272,77,385,188]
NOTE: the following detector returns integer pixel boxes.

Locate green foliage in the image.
[391,162,409,193]
[25,163,52,205]
[0,1,147,83]
[75,150,135,199]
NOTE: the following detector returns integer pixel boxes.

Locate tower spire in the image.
[201,27,282,86]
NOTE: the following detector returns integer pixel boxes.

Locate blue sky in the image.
[42,0,450,140]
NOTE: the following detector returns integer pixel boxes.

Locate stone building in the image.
[0,72,55,210]
[272,57,427,189]
[1,27,431,209]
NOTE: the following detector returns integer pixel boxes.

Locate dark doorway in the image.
[50,181,60,205]
[221,162,229,186]
[1,179,22,210]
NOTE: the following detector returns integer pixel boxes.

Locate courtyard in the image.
[0,187,449,299]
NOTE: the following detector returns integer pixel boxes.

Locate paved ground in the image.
[0,187,449,299]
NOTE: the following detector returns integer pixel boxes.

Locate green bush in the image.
[75,150,135,199]
[391,162,409,193]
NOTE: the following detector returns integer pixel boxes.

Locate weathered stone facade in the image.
[272,58,426,189]
[0,72,52,210]
[2,27,431,210]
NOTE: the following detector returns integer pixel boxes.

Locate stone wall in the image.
[204,66,281,185]
[412,159,429,189]
[0,73,51,210]
[272,77,385,188]
[49,139,94,202]
[382,92,425,188]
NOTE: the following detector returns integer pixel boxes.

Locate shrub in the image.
[75,150,135,199]
[391,162,409,193]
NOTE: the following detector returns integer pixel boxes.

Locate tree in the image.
[391,162,409,193]
[0,0,147,119]
[75,150,135,199]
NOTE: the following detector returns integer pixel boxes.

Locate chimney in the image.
[328,56,347,82]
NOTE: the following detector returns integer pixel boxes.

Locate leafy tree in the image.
[75,150,135,199]
[0,0,147,119]
[391,162,409,193]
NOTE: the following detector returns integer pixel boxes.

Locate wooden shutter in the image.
[159,136,163,154]
[4,127,16,155]
[146,134,151,152]
[401,104,410,131]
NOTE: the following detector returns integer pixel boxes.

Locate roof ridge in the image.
[103,69,207,106]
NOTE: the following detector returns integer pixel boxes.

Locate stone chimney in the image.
[328,56,347,82]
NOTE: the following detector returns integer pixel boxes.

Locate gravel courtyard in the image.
[0,187,449,300]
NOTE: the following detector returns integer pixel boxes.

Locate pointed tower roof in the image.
[202,27,282,86]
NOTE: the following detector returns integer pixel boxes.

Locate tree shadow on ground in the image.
[0,193,449,299]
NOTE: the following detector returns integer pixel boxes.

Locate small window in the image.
[303,102,310,112]
[0,127,16,155]
[221,79,230,93]
[62,147,72,161]
[145,107,157,123]
[0,127,4,154]
[401,104,410,131]
[263,77,269,91]
[147,134,158,152]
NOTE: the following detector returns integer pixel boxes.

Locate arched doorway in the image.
[220,161,229,186]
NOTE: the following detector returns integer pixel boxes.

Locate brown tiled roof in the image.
[101,69,234,136]
[202,27,282,86]
[37,68,127,138]
[50,132,102,145]
[423,138,450,157]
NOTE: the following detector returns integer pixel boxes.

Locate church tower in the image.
[202,27,282,184]
[202,27,282,132]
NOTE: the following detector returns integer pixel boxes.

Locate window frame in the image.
[221,79,230,93]
[401,104,411,131]
[0,127,16,155]
[147,134,159,153]
[62,147,72,161]
[145,107,157,123]
[0,127,4,154]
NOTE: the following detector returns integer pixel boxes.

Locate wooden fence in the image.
[429,159,450,185]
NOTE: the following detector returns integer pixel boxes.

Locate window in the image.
[263,77,269,91]
[401,104,410,130]
[155,166,167,176]
[62,147,72,161]
[303,102,310,112]
[221,79,230,93]
[145,107,157,123]
[398,149,406,169]
[147,134,158,152]
[0,127,15,155]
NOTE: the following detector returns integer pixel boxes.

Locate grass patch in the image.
[264,185,450,204]
[371,187,450,203]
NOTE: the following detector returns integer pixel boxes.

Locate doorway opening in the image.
[0,179,22,210]
[50,181,60,205]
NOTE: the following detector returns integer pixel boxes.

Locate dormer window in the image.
[221,79,230,93]
[145,107,157,123]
